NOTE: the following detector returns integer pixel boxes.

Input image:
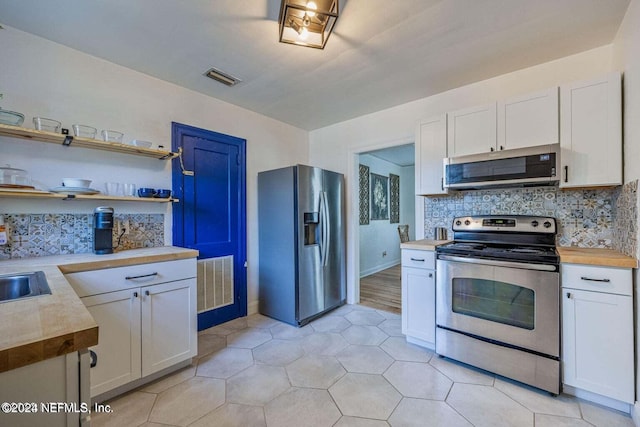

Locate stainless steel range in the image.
[435,215,560,394]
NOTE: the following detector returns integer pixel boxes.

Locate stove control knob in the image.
[531,220,539,227]
[455,220,462,226]
[464,220,471,226]
[543,221,552,228]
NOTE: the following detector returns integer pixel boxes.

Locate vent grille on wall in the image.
[197,256,234,312]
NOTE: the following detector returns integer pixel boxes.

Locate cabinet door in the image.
[562,288,633,403]
[416,114,448,195]
[401,266,435,346]
[82,289,142,397]
[498,87,558,150]
[141,278,197,376]
[560,72,622,188]
[447,103,497,157]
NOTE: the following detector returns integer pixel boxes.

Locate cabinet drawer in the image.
[66,258,197,297]
[402,249,435,269]
[561,263,631,296]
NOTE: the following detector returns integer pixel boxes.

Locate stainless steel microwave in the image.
[443,144,559,190]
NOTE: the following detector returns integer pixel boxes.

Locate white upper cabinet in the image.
[497,87,559,150]
[447,103,497,157]
[416,114,447,195]
[560,72,622,188]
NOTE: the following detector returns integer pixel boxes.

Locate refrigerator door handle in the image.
[320,191,330,267]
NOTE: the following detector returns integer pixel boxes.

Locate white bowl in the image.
[62,178,92,188]
[131,139,153,148]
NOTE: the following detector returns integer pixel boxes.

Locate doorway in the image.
[356,143,415,313]
[172,122,247,330]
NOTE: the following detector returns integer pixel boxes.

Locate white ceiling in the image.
[365,144,416,167]
[0,0,630,130]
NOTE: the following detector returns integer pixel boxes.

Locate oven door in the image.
[436,257,559,357]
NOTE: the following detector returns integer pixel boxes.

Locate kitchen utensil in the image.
[72,124,97,139]
[435,227,448,240]
[63,178,92,188]
[137,188,155,198]
[154,189,171,199]
[105,182,122,196]
[102,130,124,143]
[0,108,25,126]
[130,139,152,148]
[122,183,136,197]
[0,165,31,186]
[33,117,62,133]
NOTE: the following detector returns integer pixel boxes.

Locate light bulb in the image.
[302,14,311,27]
[306,1,317,17]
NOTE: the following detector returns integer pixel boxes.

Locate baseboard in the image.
[632,401,640,426]
[562,385,632,414]
[247,300,259,315]
[360,259,400,278]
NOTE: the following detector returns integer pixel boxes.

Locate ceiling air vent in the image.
[204,67,242,87]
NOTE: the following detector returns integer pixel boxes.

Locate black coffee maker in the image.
[94,206,114,254]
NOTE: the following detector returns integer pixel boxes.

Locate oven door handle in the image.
[437,254,557,272]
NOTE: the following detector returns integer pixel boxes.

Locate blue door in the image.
[172,122,247,330]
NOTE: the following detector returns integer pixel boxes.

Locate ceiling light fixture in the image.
[204,67,242,86]
[279,0,338,49]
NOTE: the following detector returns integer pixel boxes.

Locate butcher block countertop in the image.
[557,247,637,269]
[0,246,198,373]
[400,239,452,251]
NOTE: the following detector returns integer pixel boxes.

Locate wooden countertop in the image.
[0,246,198,373]
[400,239,452,251]
[557,247,638,269]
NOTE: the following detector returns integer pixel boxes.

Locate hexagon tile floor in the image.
[92,304,635,427]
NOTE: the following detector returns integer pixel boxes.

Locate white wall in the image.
[358,154,414,277]
[310,45,615,303]
[400,165,415,241]
[0,26,309,312]
[612,0,640,419]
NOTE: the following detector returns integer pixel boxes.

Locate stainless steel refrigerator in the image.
[258,164,346,326]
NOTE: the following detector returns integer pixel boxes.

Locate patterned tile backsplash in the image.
[0,213,164,260]
[423,182,638,257]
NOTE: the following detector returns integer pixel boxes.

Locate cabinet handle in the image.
[563,166,568,183]
[410,258,425,262]
[428,273,433,278]
[441,177,444,191]
[145,290,151,296]
[133,291,138,298]
[566,292,572,299]
[125,272,158,280]
[580,276,611,283]
[499,145,504,151]
[89,350,97,368]
[490,147,495,152]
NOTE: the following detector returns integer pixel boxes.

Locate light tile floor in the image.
[92,304,635,427]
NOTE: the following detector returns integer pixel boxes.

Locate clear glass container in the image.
[0,165,31,187]
[0,108,25,126]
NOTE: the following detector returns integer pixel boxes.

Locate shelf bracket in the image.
[62,194,76,200]
[62,135,74,146]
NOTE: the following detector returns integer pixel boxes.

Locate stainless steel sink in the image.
[0,271,51,303]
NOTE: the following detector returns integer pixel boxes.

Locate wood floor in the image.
[359,264,401,314]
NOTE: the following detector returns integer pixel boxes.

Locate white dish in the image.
[62,178,92,188]
[50,186,100,195]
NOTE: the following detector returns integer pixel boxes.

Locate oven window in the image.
[452,278,534,330]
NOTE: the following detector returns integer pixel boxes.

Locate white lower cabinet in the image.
[561,264,634,404]
[401,249,436,349]
[66,259,197,398]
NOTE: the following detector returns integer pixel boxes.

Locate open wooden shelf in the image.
[0,190,178,203]
[0,123,177,160]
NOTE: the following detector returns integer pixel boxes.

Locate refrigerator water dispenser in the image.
[304,212,319,245]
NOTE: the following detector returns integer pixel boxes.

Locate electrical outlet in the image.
[119,219,130,235]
